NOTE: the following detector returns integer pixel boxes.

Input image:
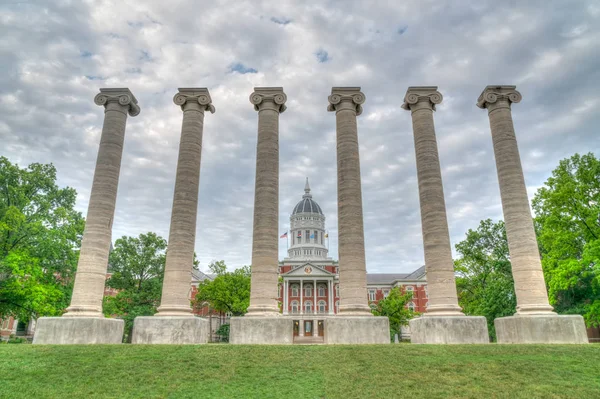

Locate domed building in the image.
[277,179,428,340]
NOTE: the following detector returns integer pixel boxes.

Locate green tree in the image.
[532,152,600,326]
[102,232,167,342]
[454,219,516,341]
[0,157,84,321]
[371,287,416,341]
[194,261,251,316]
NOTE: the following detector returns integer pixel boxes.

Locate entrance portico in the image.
[281,263,337,316]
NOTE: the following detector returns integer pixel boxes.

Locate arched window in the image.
[291,300,299,314]
[318,300,326,314]
[318,284,326,297]
[304,300,313,313]
[408,302,416,311]
[335,300,339,314]
[304,284,313,297]
[291,284,299,297]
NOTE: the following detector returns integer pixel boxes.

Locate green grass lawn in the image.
[1,344,599,399]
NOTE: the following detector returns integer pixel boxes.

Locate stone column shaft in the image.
[157,88,215,316]
[477,86,553,315]
[402,87,463,316]
[65,88,139,318]
[328,87,371,316]
[246,87,287,316]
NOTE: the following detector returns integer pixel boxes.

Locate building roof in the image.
[292,178,324,215]
[191,269,215,282]
[366,266,426,284]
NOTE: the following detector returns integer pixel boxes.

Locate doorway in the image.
[318,320,324,337]
[293,320,299,337]
[304,320,313,337]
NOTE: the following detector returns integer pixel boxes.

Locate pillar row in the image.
[327,87,372,316]
[246,87,287,316]
[64,88,140,317]
[402,86,463,316]
[477,85,554,315]
[156,88,215,316]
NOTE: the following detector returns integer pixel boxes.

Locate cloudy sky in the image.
[1,1,599,274]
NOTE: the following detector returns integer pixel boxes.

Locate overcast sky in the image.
[1,1,599,273]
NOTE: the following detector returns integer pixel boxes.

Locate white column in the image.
[65,88,140,317]
[328,279,334,315]
[283,280,288,315]
[157,88,215,316]
[313,279,317,315]
[300,279,304,315]
[246,87,287,316]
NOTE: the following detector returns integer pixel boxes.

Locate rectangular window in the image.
[368,290,376,301]
[321,232,323,244]
[383,290,390,298]
[306,230,310,243]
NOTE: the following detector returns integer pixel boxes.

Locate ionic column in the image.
[313,280,317,315]
[327,87,371,316]
[401,87,463,316]
[300,279,304,315]
[64,88,140,317]
[246,88,287,316]
[328,280,334,315]
[156,88,215,316]
[477,86,554,315]
[283,280,288,315]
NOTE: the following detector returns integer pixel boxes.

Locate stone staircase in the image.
[293,335,325,345]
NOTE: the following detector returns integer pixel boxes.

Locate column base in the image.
[324,316,390,344]
[495,314,588,344]
[229,316,294,344]
[410,316,489,344]
[33,317,124,344]
[131,316,209,344]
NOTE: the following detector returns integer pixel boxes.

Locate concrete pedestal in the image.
[131,316,209,344]
[33,317,124,344]
[324,316,390,344]
[495,315,588,344]
[229,317,293,344]
[410,316,489,344]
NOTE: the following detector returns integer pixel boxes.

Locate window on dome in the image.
[318,300,326,313]
[314,230,318,243]
[305,230,310,243]
[291,301,299,314]
[291,284,299,297]
[304,300,313,313]
[321,232,323,244]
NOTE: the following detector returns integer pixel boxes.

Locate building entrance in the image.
[304,320,313,337]
[293,320,299,337]
[318,320,324,337]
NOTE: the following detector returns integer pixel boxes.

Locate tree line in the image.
[1,153,598,342]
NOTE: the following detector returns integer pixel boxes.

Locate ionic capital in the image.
[327,87,366,116]
[401,86,443,112]
[249,87,287,113]
[94,88,140,116]
[173,88,215,114]
[477,85,522,112]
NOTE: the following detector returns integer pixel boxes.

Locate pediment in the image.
[283,262,334,277]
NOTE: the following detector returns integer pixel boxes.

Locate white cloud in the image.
[0,0,599,274]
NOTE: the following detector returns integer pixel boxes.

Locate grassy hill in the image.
[2,344,599,398]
